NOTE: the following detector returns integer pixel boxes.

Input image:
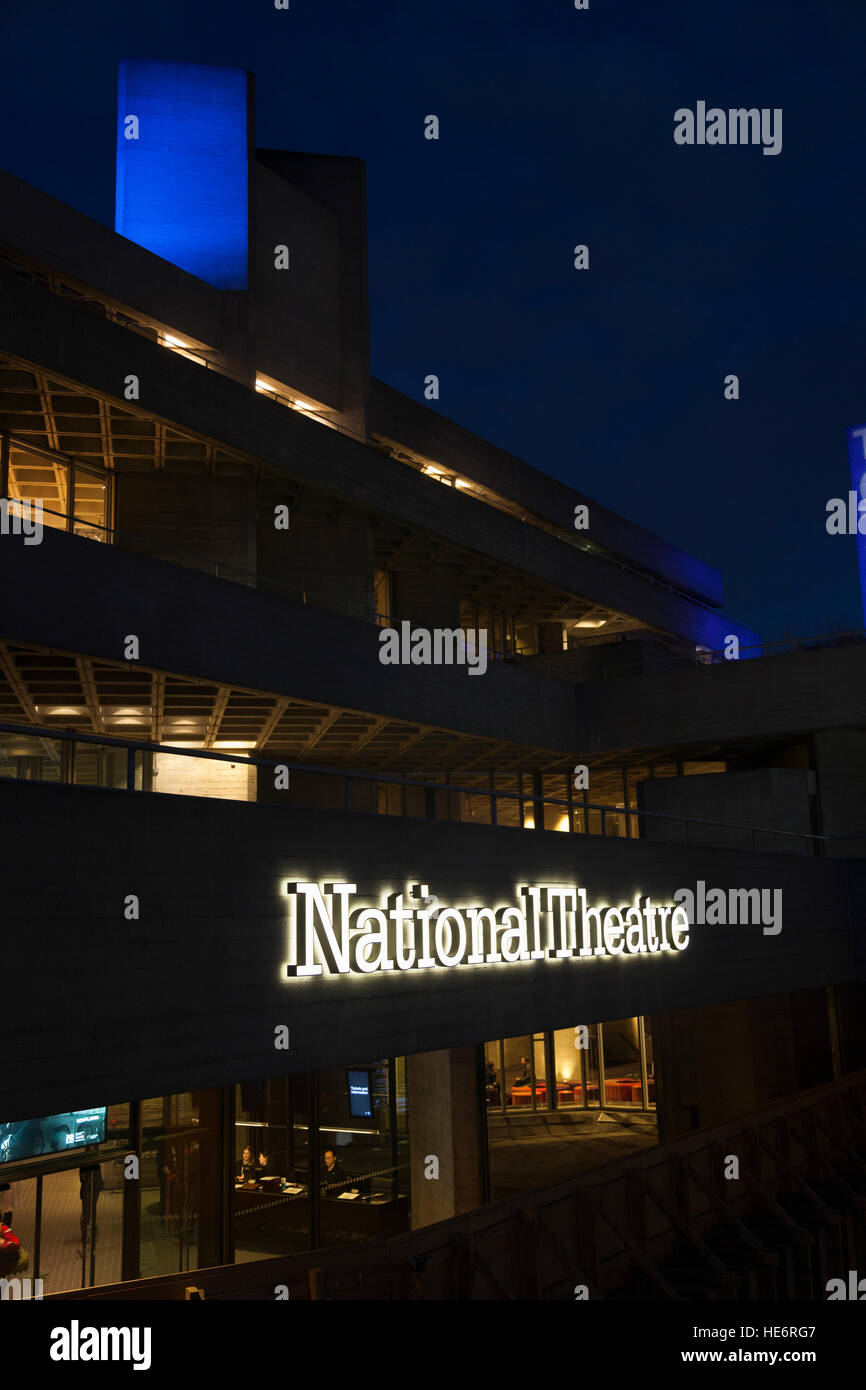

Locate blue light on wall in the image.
[115,60,249,290]
[847,424,866,623]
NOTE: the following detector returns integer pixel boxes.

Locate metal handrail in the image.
[0,719,853,854]
[9,500,314,605]
[526,629,866,683]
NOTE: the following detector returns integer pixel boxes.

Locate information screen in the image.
[346,1070,373,1120]
[0,1109,107,1165]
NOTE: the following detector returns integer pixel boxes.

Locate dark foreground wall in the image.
[1,779,862,1120]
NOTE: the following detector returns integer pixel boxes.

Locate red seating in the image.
[511,1085,546,1107]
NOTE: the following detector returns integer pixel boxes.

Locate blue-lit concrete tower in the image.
[848,424,866,623]
[115,59,252,290]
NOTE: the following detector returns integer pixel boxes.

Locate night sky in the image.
[1,0,864,641]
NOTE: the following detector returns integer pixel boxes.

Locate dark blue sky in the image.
[1,0,864,640]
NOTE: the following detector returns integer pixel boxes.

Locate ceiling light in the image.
[575,619,607,629]
[164,334,187,348]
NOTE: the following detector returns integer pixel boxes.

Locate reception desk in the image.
[233,1182,409,1248]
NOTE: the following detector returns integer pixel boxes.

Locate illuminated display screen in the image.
[346,1070,374,1119]
[115,59,249,289]
[0,1109,107,1165]
[847,424,866,622]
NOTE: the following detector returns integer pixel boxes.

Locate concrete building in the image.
[1,60,865,1300]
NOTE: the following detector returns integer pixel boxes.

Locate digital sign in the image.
[0,1109,106,1165]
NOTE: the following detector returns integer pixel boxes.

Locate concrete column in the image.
[406,1046,484,1229]
[391,571,460,631]
[812,727,866,856]
[537,621,564,655]
[256,483,375,621]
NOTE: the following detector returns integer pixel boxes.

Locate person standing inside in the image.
[79,1163,104,1241]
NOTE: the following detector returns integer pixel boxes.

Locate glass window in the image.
[543,772,570,832]
[601,1017,643,1108]
[140,1089,221,1278]
[32,1160,123,1294]
[0,733,63,783]
[72,465,109,541]
[318,1060,409,1248]
[644,1017,656,1110]
[233,1074,311,1262]
[373,569,392,626]
[7,445,68,532]
[503,1035,537,1109]
[0,1174,36,1288]
[552,1027,584,1108]
[584,1024,601,1107]
[514,623,537,656]
[483,1042,502,1109]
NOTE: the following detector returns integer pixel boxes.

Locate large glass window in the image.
[139,1090,221,1278]
[602,1017,643,1107]
[553,1025,585,1107]
[40,1159,123,1293]
[233,1074,311,1263]
[491,1017,655,1115]
[318,1060,409,1248]
[7,444,68,532]
[5,442,110,539]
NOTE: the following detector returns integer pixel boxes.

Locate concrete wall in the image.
[574,645,866,760]
[639,769,814,855]
[0,526,579,756]
[0,777,861,1122]
[116,474,257,583]
[392,571,461,631]
[256,485,375,621]
[653,988,835,1141]
[370,379,724,607]
[257,152,370,440]
[152,752,255,801]
[0,266,750,651]
[0,169,224,350]
[813,727,866,857]
[253,163,342,412]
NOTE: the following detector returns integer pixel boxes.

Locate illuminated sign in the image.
[283,881,689,978]
[847,424,866,622]
[115,60,250,289]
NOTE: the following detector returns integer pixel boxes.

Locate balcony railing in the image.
[1,721,861,856]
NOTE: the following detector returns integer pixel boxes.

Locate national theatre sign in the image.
[283,881,690,978]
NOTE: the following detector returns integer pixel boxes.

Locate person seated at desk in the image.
[514,1057,532,1088]
[236,1146,258,1184]
[320,1147,351,1195]
[255,1150,269,1179]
